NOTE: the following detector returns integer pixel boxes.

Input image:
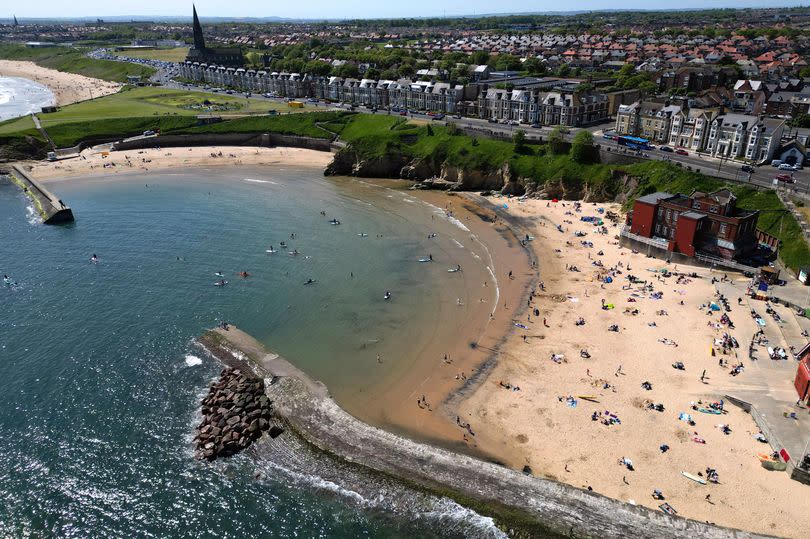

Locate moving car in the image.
[659,146,674,153]
[775,174,794,183]
[740,164,755,173]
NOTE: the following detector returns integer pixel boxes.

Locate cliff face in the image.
[324,145,634,203]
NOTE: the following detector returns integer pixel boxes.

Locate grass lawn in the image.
[112,47,190,63]
[0,86,315,137]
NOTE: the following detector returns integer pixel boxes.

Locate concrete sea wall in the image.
[198,326,773,539]
[2,164,73,224]
[112,133,333,153]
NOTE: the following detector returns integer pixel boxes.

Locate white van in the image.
[771,159,783,167]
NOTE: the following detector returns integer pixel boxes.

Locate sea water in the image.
[0,168,509,537]
[0,76,55,121]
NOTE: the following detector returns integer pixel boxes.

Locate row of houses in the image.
[616,101,786,163]
[179,61,611,126]
[179,61,464,113]
[476,87,608,126]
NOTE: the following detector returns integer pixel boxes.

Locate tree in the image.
[570,130,597,163]
[471,50,489,66]
[305,61,332,77]
[523,57,547,76]
[335,63,360,78]
[513,129,527,154]
[548,126,569,154]
[790,113,810,128]
[637,80,658,97]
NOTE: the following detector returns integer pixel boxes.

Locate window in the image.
[719,223,728,236]
[710,205,718,213]
[693,201,701,209]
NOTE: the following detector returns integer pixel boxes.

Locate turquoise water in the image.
[0,168,504,538]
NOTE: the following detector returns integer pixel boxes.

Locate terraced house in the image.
[668,107,719,151]
[477,88,608,126]
[704,113,784,162]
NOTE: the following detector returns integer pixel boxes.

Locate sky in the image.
[8,0,805,20]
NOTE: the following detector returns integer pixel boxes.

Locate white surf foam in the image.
[184,354,202,366]
[243,178,277,184]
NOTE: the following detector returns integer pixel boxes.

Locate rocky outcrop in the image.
[399,158,436,180]
[324,148,407,178]
[194,367,273,460]
[440,162,512,191]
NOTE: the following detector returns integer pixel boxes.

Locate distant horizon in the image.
[4,1,807,22]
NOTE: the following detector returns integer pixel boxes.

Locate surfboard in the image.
[266,249,277,253]
[418,258,432,263]
[696,407,722,414]
[448,268,460,272]
[681,472,706,484]
[213,281,228,286]
[577,396,600,403]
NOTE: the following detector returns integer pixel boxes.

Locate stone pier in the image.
[3,165,73,224]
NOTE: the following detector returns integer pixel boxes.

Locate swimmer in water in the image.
[90,254,99,263]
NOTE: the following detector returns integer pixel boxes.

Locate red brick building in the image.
[627,189,759,260]
[796,344,810,404]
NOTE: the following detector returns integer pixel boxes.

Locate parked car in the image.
[675,149,688,156]
[431,113,445,120]
[775,174,794,183]
[771,159,783,167]
[659,146,674,153]
[792,164,803,170]
[530,123,541,129]
[399,111,408,116]
[487,118,498,124]
[143,130,155,137]
[740,164,755,173]
[778,163,794,170]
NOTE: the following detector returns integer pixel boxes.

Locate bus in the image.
[616,135,652,151]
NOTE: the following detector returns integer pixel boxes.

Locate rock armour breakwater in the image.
[194,366,273,460]
[197,326,773,539]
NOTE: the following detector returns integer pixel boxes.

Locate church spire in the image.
[13,14,18,26]
[192,4,206,50]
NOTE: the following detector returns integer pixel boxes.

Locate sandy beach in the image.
[23,146,334,181]
[0,60,121,107]
[456,198,810,538]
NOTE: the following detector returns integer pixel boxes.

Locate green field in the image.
[112,47,190,63]
[0,86,318,142]
[0,44,155,82]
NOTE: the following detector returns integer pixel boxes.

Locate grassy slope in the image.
[0,44,155,82]
[174,111,350,139]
